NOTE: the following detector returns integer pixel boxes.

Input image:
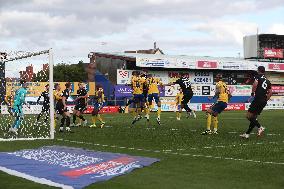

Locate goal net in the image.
[0,49,54,140]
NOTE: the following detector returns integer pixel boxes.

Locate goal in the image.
[0,49,54,140]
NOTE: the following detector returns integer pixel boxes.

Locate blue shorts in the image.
[133,94,145,103]
[93,102,103,111]
[177,104,182,111]
[148,93,160,104]
[211,101,227,114]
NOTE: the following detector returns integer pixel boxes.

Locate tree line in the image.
[32,61,87,82]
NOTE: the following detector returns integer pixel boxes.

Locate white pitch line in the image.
[0,137,51,142]
[56,139,284,166]
[121,127,281,136]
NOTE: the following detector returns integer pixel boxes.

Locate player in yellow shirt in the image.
[90,86,106,128]
[145,75,163,125]
[4,88,15,116]
[53,83,62,129]
[202,74,232,135]
[131,72,146,125]
[175,88,183,121]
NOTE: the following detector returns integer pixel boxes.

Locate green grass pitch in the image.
[0,110,283,189]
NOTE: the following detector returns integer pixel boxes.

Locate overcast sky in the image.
[1,0,284,65]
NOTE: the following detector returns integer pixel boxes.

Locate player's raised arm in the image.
[267,88,272,101]
[266,81,272,101]
[251,77,258,97]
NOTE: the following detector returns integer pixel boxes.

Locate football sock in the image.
[133,109,138,118]
[176,112,181,119]
[73,115,77,124]
[66,116,71,127]
[13,116,21,129]
[92,116,96,124]
[157,107,161,118]
[97,114,103,122]
[60,117,66,128]
[79,115,85,121]
[146,107,150,115]
[137,107,141,115]
[213,116,218,131]
[255,118,261,128]
[184,104,192,112]
[207,114,212,130]
[36,113,42,121]
[44,115,49,123]
[246,117,260,134]
[54,116,59,128]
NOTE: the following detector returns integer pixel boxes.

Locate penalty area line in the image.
[0,137,52,142]
[56,139,284,166]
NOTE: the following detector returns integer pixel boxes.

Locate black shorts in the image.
[42,104,50,113]
[56,102,68,115]
[182,92,193,105]
[74,103,87,113]
[248,99,267,115]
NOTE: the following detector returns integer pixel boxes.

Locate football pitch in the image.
[0,110,283,189]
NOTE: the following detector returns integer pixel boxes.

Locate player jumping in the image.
[71,82,88,127]
[8,80,29,135]
[169,74,196,119]
[240,66,272,139]
[90,86,106,128]
[201,74,231,135]
[145,75,163,125]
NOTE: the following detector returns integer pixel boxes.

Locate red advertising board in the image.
[202,103,245,111]
[272,86,284,95]
[84,106,119,114]
[264,48,283,58]
[268,63,284,71]
[197,61,218,69]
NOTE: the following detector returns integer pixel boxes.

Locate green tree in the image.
[32,70,49,82]
[53,61,87,82]
[31,61,87,82]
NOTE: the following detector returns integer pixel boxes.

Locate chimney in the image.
[154,42,157,50]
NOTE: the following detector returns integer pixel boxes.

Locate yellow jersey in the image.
[216,81,229,103]
[175,92,183,105]
[53,90,62,102]
[95,91,105,103]
[131,76,145,95]
[147,77,162,94]
[4,92,14,107]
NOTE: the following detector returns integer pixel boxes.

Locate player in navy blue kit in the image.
[172,74,196,118]
[240,66,272,139]
[56,82,73,132]
[34,84,50,125]
[71,82,88,127]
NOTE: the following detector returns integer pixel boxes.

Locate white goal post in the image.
[0,49,54,140]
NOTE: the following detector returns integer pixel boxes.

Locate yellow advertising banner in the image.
[6,82,96,96]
